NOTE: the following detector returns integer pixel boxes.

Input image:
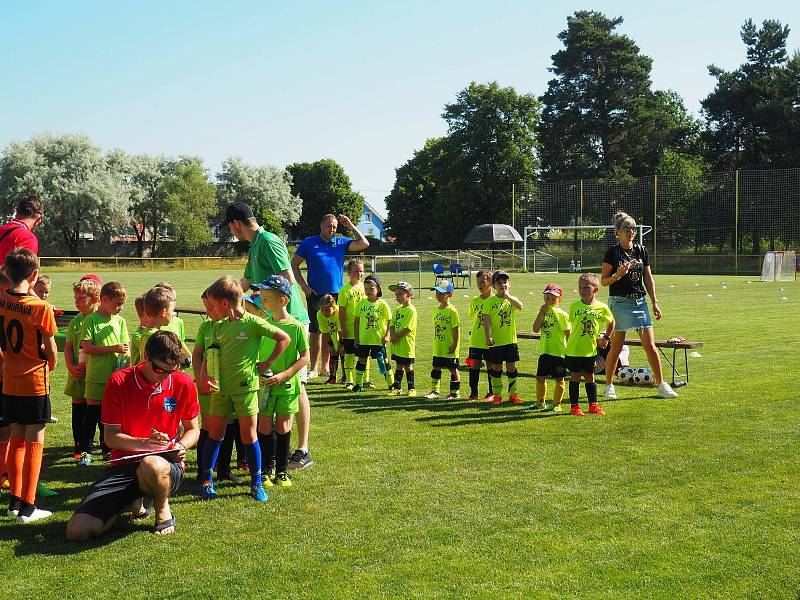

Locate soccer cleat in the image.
[425,391,440,400]
[338,377,348,385]
[250,484,269,502]
[71,453,81,461]
[219,472,243,485]
[406,389,417,397]
[345,382,354,390]
[445,392,460,401]
[351,384,362,393]
[588,403,606,415]
[657,382,678,399]
[363,381,376,389]
[388,388,402,396]
[47,415,58,423]
[275,472,292,488]
[491,395,502,405]
[552,404,562,413]
[287,450,314,470]
[467,393,479,402]
[570,405,586,417]
[237,459,250,473]
[78,452,92,466]
[325,376,338,385]
[508,394,522,405]
[198,480,218,500]
[538,401,548,410]
[17,507,53,524]
[481,393,494,403]
[603,384,617,399]
[7,498,21,517]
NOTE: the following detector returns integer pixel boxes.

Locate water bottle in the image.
[569,259,575,273]
[206,345,221,393]
[375,348,388,376]
[576,260,582,272]
[259,369,274,413]
[116,353,129,371]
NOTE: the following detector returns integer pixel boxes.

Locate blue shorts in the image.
[609,296,653,332]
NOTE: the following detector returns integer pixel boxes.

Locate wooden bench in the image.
[517,332,703,388]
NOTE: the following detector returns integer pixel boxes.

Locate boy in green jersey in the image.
[352,275,393,392]
[483,271,524,405]
[140,286,191,368]
[565,273,615,417]
[196,276,290,502]
[466,268,494,402]
[153,281,186,343]
[427,281,460,400]
[337,258,367,388]
[64,275,101,462]
[532,284,571,412]
[250,275,309,488]
[387,281,417,397]
[316,294,341,385]
[80,281,130,461]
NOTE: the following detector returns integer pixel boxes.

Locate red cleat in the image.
[588,403,606,415]
[570,405,586,417]
[508,394,522,405]
[491,395,502,405]
[481,393,494,403]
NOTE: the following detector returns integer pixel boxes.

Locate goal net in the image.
[523,224,651,272]
[760,251,797,282]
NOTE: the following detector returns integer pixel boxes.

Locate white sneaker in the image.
[657,382,678,399]
[603,384,617,399]
[308,370,319,380]
[17,507,53,524]
[7,508,19,517]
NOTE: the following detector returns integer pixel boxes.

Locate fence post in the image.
[653,174,658,272]
[579,180,584,264]
[511,184,516,256]
[735,170,740,275]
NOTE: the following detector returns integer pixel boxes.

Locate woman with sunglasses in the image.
[600,211,678,400]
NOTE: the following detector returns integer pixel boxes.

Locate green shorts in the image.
[64,376,85,399]
[209,390,259,418]
[84,381,106,402]
[258,391,299,417]
[198,393,212,416]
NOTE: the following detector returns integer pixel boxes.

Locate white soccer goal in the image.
[760,251,797,282]
[523,224,651,272]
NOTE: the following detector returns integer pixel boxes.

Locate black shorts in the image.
[487,343,520,365]
[467,347,491,363]
[432,356,459,369]
[392,354,415,365]
[1,393,51,425]
[74,460,184,524]
[307,295,323,334]
[355,344,383,359]
[537,354,568,379]
[565,355,597,374]
[342,338,356,354]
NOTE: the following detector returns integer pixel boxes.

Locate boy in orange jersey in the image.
[0,248,58,523]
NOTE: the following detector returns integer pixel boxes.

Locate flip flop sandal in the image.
[153,516,175,534]
[130,499,153,520]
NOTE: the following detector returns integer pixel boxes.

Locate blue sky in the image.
[2,1,799,216]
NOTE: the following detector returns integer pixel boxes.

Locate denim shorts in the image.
[609,295,653,332]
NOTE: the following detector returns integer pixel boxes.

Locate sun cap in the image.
[243,293,266,313]
[79,274,102,285]
[363,274,382,297]
[543,284,562,297]
[389,281,414,295]
[250,274,292,298]
[433,281,454,294]
[491,270,510,283]
[221,201,254,225]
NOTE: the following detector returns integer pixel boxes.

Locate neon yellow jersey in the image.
[337,282,365,339]
[468,293,493,349]
[484,295,518,346]
[355,298,391,346]
[539,307,571,358]
[213,312,281,394]
[432,304,460,358]
[391,305,417,358]
[316,307,340,351]
[129,325,145,364]
[565,300,613,358]
[138,327,159,363]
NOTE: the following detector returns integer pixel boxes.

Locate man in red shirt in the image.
[0,196,43,260]
[66,331,200,539]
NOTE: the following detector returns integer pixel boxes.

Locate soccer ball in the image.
[616,366,636,383]
[632,367,653,384]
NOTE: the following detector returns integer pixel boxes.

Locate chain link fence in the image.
[514,168,800,274]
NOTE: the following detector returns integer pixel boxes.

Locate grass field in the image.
[2,269,798,599]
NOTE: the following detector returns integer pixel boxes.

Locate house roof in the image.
[362,200,386,223]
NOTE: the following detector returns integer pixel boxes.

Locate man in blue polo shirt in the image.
[292,213,369,380]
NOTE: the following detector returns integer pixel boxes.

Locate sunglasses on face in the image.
[621,227,636,234]
[150,361,179,375]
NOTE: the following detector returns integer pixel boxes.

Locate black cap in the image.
[364,274,382,297]
[222,202,254,225]
[492,270,510,283]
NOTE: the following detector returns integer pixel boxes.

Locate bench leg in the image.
[659,346,689,388]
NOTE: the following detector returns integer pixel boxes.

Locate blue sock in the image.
[245,442,262,487]
[201,437,223,483]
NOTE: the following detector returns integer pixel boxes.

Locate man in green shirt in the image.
[222,202,314,471]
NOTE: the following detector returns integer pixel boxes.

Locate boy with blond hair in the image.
[338,259,367,388]
[197,276,290,502]
[65,275,101,461]
[484,271,524,405]
[426,281,460,400]
[388,282,417,396]
[0,248,58,522]
[80,281,130,462]
[565,273,615,416]
[532,284,571,412]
